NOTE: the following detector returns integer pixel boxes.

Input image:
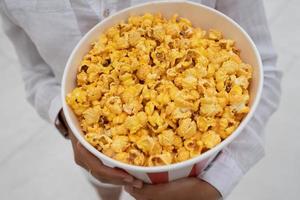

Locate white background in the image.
[0,0,299,199]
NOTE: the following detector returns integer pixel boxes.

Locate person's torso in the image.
[4,0,216,81]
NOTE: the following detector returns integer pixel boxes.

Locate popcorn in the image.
[136,135,162,155]
[184,138,203,158]
[128,149,145,166]
[148,152,173,166]
[158,129,175,147]
[67,13,252,166]
[175,147,190,162]
[202,130,221,149]
[177,118,197,139]
[111,136,129,153]
[208,29,223,40]
[82,105,102,125]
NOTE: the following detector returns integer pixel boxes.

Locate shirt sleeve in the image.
[200,0,282,198]
[0,2,62,124]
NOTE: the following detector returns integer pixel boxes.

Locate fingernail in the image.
[133,181,143,189]
[123,176,134,183]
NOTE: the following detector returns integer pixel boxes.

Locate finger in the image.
[69,131,141,185]
[69,132,133,183]
[126,183,159,199]
[131,179,143,189]
[75,142,133,182]
[69,132,129,179]
[124,185,132,193]
[125,186,153,200]
[89,170,124,185]
[127,178,192,199]
[124,186,141,199]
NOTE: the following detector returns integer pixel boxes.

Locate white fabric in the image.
[200,149,244,199]
[48,94,62,124]
[0,0,282,198]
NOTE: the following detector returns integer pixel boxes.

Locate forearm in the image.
[0,3,62,123]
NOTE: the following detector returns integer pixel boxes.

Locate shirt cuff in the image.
[200,150,244,199]
[48,94,62,124]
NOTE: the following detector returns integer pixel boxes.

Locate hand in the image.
[61,110,143,188]
[125,177,222,200]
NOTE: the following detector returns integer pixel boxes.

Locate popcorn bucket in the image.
[62,1,263,184]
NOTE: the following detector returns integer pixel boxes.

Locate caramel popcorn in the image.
[67,13,252,166]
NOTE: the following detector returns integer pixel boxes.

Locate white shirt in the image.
[0,0,282,198]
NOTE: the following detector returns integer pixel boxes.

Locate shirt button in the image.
[103,8,110,17]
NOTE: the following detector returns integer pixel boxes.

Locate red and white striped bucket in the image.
[126,153,217,184]
[62,1,263,184]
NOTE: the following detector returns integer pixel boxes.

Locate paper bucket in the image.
[62,1,263,183]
